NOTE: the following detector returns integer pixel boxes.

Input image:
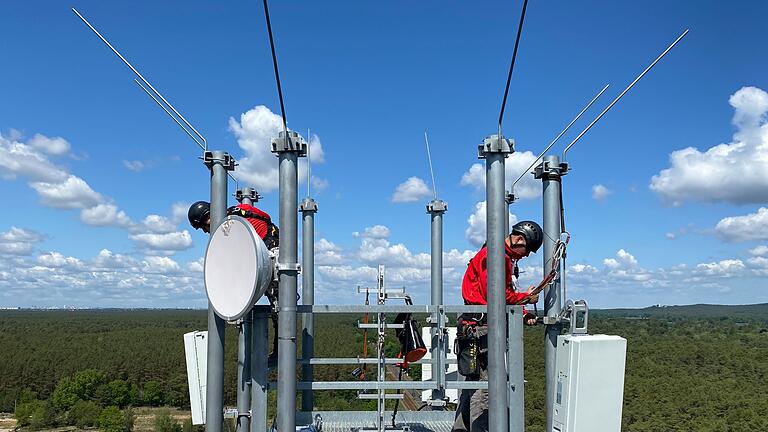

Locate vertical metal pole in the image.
[251,311,268,432]
[300,197,318,412]
[535,155,564,432]
[271,131,305,432]
[237,315,252,432]
[505,191,513,236]
[204,150,234,432]
[236,187,256,432]
[426,199,447,406]
[507,305,525,432]
[479,134,513,432]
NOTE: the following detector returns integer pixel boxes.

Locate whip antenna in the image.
[424,131,437,200]
[262,0,288,136]
[307,128,311,197]
[497,0,529,132]
[72,8,208,151]
[134,80,204,150]
[563,29,689,161]
[511,84,609,192]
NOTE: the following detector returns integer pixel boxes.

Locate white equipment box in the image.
[421,327,459,404]
[184,331,208,425]
[552,334,627,432]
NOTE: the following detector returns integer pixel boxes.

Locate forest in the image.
[1,304,766,431]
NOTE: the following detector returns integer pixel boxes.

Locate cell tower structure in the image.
[72,4,690,432]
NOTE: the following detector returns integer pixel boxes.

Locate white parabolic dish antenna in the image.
[204,215,272,321]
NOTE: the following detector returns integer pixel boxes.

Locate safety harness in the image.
[227,205,280,249]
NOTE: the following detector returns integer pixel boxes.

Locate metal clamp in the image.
[559,299,589,335]
[477,134,514,158]
[235,188,262,203]
[276,262,302,273]
[300,198,318,212]
[426,199,447,214]
[203,151,237,171]
[270,130,307,155]
[533,159,568,180]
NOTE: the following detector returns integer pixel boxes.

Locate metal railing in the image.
[249,303,525,432]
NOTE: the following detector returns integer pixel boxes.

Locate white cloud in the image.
[392,177,432,203]
[129,231,193,251]
[317,265,378,282]
[715,207,768,242]
[0,227,45,256]
[603,249,638,269]
[650,86,768,205]
[358,237,431,268]
[665,232,676,240]
[570,263,599,274]
[123,160,147,172]
[591,184,611,201]
[695,259,746,277]
[187,257,205,273]
[80,204,132,227]
[460,150,540,200]
[228,105,326,193]
[30,175,102,209]
[28,134,71,156]
[142,256,181,274]
[464,201,518,247]
[0,226,43,243]
[749,245,768,256]
[38,252,83,269]
[140,214,177,234]
[353,225,391,239]
[92,249,136,269]
[0,133,68,183]
[315,238,344,265]
[0,242,34,255]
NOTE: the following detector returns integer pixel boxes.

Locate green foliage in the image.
[51,376,78,411]
[182,417,204,432]
[98,405,130,432]
[70,399,102,428]
[142,380,165,407]
[105,379,134,408]
[154,408,182,432]
[52,369,107,412]
[14,399,57,430]
[1,306,767,431]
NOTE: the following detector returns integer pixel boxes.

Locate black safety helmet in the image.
[511,220,543,253]
[188,201,211,230]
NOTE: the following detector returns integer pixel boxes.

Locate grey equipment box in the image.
[552,334,627,432]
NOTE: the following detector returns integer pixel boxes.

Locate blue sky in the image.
[1,0,767,308]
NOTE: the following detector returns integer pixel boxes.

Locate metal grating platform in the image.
[296,411,456,432]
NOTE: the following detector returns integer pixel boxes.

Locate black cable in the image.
[262,0,288,133]
[497,0,530,129]
[391,366,404,427]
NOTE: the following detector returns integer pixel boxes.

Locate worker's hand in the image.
[525,286,539,304]
[523,312,537,326]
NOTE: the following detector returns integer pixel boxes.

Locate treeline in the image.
[2,307,767,431]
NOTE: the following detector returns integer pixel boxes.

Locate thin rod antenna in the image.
[497,0,530,130]
[72,8,208,151]
[563,29,689,161]
[262,0,288,135]
[134,80,205,150]
[307,128,311,197]
[424,131,437,200]
[511,84,609,190]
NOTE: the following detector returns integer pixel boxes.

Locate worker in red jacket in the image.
[188,200,280,363]
[453,220,543,432]
[187,201,279,249]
